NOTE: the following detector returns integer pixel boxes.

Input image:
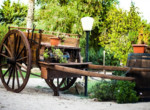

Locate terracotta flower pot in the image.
[50,38,60,46]
[132,44,147,53]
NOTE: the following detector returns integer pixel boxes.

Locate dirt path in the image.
[0,78,150,110]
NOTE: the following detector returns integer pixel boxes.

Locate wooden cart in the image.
[0,27,141,96]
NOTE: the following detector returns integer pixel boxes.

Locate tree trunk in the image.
[27,0,35,28]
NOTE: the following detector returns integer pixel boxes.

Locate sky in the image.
[119,0,150,23]
[0,0,150,23]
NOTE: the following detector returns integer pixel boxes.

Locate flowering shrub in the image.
[89,80,139,103]
[114,81,139,103]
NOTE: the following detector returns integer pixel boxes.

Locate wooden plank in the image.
[41,67,48,79]
[62,37,79,47]
[49,65,135,81]
[44,31,80,37]
[88,64,150,72]
[23,32,79,47]
[9,26,42,32]
[38,61,90,66]
[40,42,80,49]
[47,69,80,79]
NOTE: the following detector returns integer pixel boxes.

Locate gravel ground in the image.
[0,78,150,110]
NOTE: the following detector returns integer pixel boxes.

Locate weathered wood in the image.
[40,43,80,50]
[62,37,79,47]
[44,31,80,37]
[39,61,90,66]
[88,64,150,72]
[23,32,80,64]
[0,30,31,92]
[49,65,135,81]
[23,32,79,47]
[127,53,150,100]
[9,26,42,32]
[41,67,48,79]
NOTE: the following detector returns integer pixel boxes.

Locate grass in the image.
[1,70,41,78]
[88,80,99,91]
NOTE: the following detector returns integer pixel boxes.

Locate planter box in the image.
[132,44,147,53]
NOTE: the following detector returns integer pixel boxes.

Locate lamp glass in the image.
[81,17,94,31]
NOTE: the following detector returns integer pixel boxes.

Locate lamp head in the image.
[81,17,94,31]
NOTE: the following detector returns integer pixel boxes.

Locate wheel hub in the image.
[7,58,16,65]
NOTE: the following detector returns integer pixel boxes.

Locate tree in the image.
[35,0,117,42]
[0,0,27,24]
[27,0,35,28]
[34,0,150,65]
[102,3,142,64]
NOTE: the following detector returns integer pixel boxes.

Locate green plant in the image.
[88,80,139,103]
[43,47,68,63]
[0,24,8,43]
[89,80,116,101]
[0,0,27,25]
[114,81,139,103]
[43,49,49,59]
[81,47,120,66]
[51,48,68,63]
[112,71,125,76]
[58,34,66,43]
[137,25,149,44]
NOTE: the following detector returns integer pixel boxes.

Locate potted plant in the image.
[41,48,69,78]
[43,47,69,63]
[58,34,67,45]
[50,33,67,46]
[43,49,49,60]
[50,37,60,46]
[50,47,69,63]
[41,49,49,79]
[132,26,148,53]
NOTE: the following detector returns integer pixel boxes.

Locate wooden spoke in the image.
[0,53,11,59]
[7,38,14,56]
[0,29,31,93]
[16,56,27,62]
[13,33,17,56]
[16,65,25,81]
[16,62,27,70]
[2,66,12,77]
[12,67,15,89]
[59,78,66,87]
[6,67,13,85]
[45,78,76,92]
[15,67,20,88]
[0,64,7,67]
[16,36,21,55]
[63,78,68,86]
[3,44,13,57]
[16,45,25,59]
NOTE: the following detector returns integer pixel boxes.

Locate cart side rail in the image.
[9,26,80,47]
[47,65,135,81]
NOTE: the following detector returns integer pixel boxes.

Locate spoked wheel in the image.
[45,77,77,91]
[0,30,31,92]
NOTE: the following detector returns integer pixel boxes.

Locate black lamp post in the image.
[81,17,94,96]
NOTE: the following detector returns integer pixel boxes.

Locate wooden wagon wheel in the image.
[0,30,31,92]
[45,77,77,91]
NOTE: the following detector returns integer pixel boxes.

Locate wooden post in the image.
[88,64,150,72]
